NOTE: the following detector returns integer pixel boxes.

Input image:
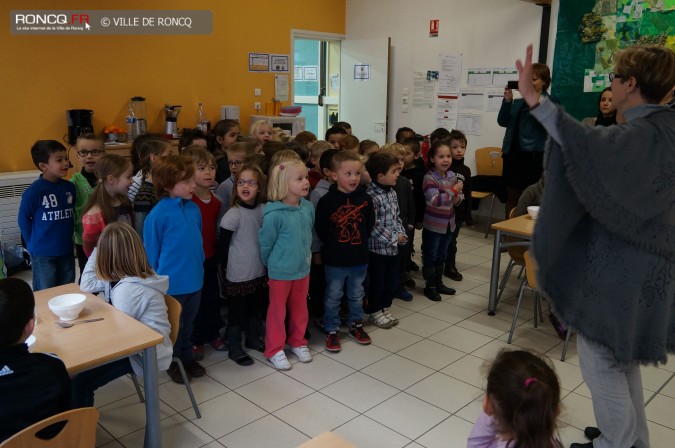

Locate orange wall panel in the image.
[0,1,345,172]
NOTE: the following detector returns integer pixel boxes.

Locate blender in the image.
[164,105,181,138]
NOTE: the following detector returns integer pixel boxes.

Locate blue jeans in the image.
[173,290,202,363]
[421,228,452,268]
[71,358,133,408]
[323,264,367,331]
[32,254,75,291]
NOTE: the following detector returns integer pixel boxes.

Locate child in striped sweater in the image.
[421,140,463,302]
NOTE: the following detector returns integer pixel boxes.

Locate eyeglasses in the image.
[237,179,258,187]
[608,72,624,82]
[228,160,243,166]
[77,149,104,157]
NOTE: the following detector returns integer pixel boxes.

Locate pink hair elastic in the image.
[279,163,285,170]
[524,377,538,388]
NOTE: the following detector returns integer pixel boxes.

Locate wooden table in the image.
[33,284,164,448]
[487,215,535,315]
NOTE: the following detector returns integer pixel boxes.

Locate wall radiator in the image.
[0,170,40,246]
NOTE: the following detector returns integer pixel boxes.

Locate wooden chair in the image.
[495,208,528,305]
[0,407,99,448]
[471,147,503,237]
[507,251,573,361]
[131,294,201,419]
[507,250,543,344]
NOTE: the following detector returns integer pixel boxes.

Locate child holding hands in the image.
[259,160,314,370]
[421,140,463,301]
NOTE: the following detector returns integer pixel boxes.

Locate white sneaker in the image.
[290,345,313,363]
[268,350,291,370]
[383,308,399,326]
[369,311,393,329]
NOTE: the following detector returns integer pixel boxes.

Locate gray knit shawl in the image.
[533,106,675,365]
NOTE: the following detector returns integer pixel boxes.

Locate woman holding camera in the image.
[497,63,553,218]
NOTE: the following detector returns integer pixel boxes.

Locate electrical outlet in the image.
[254,88,261,96]
[254,102,261,111]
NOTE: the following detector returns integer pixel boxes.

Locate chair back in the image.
[523,250,539,290]
[474,147,503,176]
[0,407,99,448]
[164,294,182,345]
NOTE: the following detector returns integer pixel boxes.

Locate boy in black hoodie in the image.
[315,151,375,352]
[444,130,472,281]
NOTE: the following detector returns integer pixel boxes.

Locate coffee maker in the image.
[66,109,94,145]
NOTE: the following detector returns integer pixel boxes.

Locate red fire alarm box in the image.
[429,19,439,37]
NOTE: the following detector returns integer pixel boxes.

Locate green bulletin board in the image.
[552,0,675,120]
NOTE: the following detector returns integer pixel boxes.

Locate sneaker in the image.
[326,331,341,352]
[268,350,291,370]
[193,345,204,361]
[383,308,399,326]
[167,361,190,384]
[349,322,371,345]
[444,264,463,281]
[290,345,313,363]
[369,311,394,329]
[209,337,227,351]
[395,288,413,302]
[184,360,206,378]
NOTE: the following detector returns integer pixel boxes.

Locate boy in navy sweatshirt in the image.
[315,151,375,352]
[18,141,76,291]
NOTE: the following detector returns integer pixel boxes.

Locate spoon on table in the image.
[56,317,104,328]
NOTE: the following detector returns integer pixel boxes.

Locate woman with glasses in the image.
[516,44,675,448]
[498,63,554,218]
[69,133,105,277]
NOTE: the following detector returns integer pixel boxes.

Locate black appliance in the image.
[66,109,94,145]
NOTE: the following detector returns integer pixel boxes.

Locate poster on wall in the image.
[275,75,289,101]
[492,68,518,87]
[354,64,371,80]
[457,113,483,136]
[459,88,485,110]
[294,67,304,80]
[413,71,434,108]
[467,68,492,86]
[270,54,289,72]
[249,53,270,72]
[437,54,462,94]
[486,88,505,112]
[303,66,318,80]
[435,94,459,129]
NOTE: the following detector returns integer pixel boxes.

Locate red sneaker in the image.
[193,345,204,361]
[209,337,227,351]
[326,331,341,352]
[349,321,371,345]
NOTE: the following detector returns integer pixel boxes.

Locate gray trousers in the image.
[577,335,650,448]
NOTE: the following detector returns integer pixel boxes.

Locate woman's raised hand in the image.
[515,44,540,109]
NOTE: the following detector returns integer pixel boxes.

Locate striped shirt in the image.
[422,169,462,234]
[367,182,406,256]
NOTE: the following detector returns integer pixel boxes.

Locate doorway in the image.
[292,35,342,139]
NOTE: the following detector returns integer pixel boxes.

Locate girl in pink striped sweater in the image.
[421,140,463,301]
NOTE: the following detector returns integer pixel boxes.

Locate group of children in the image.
[7,117,574,446]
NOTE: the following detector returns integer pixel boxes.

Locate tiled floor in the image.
[18,226,675,447]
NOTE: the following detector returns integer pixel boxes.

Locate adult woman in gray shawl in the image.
[515,44,675,448]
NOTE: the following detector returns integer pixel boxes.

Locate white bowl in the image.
[48,294,86,321]
[527,206,540,219]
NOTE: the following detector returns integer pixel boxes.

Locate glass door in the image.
[293,37,341,139]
